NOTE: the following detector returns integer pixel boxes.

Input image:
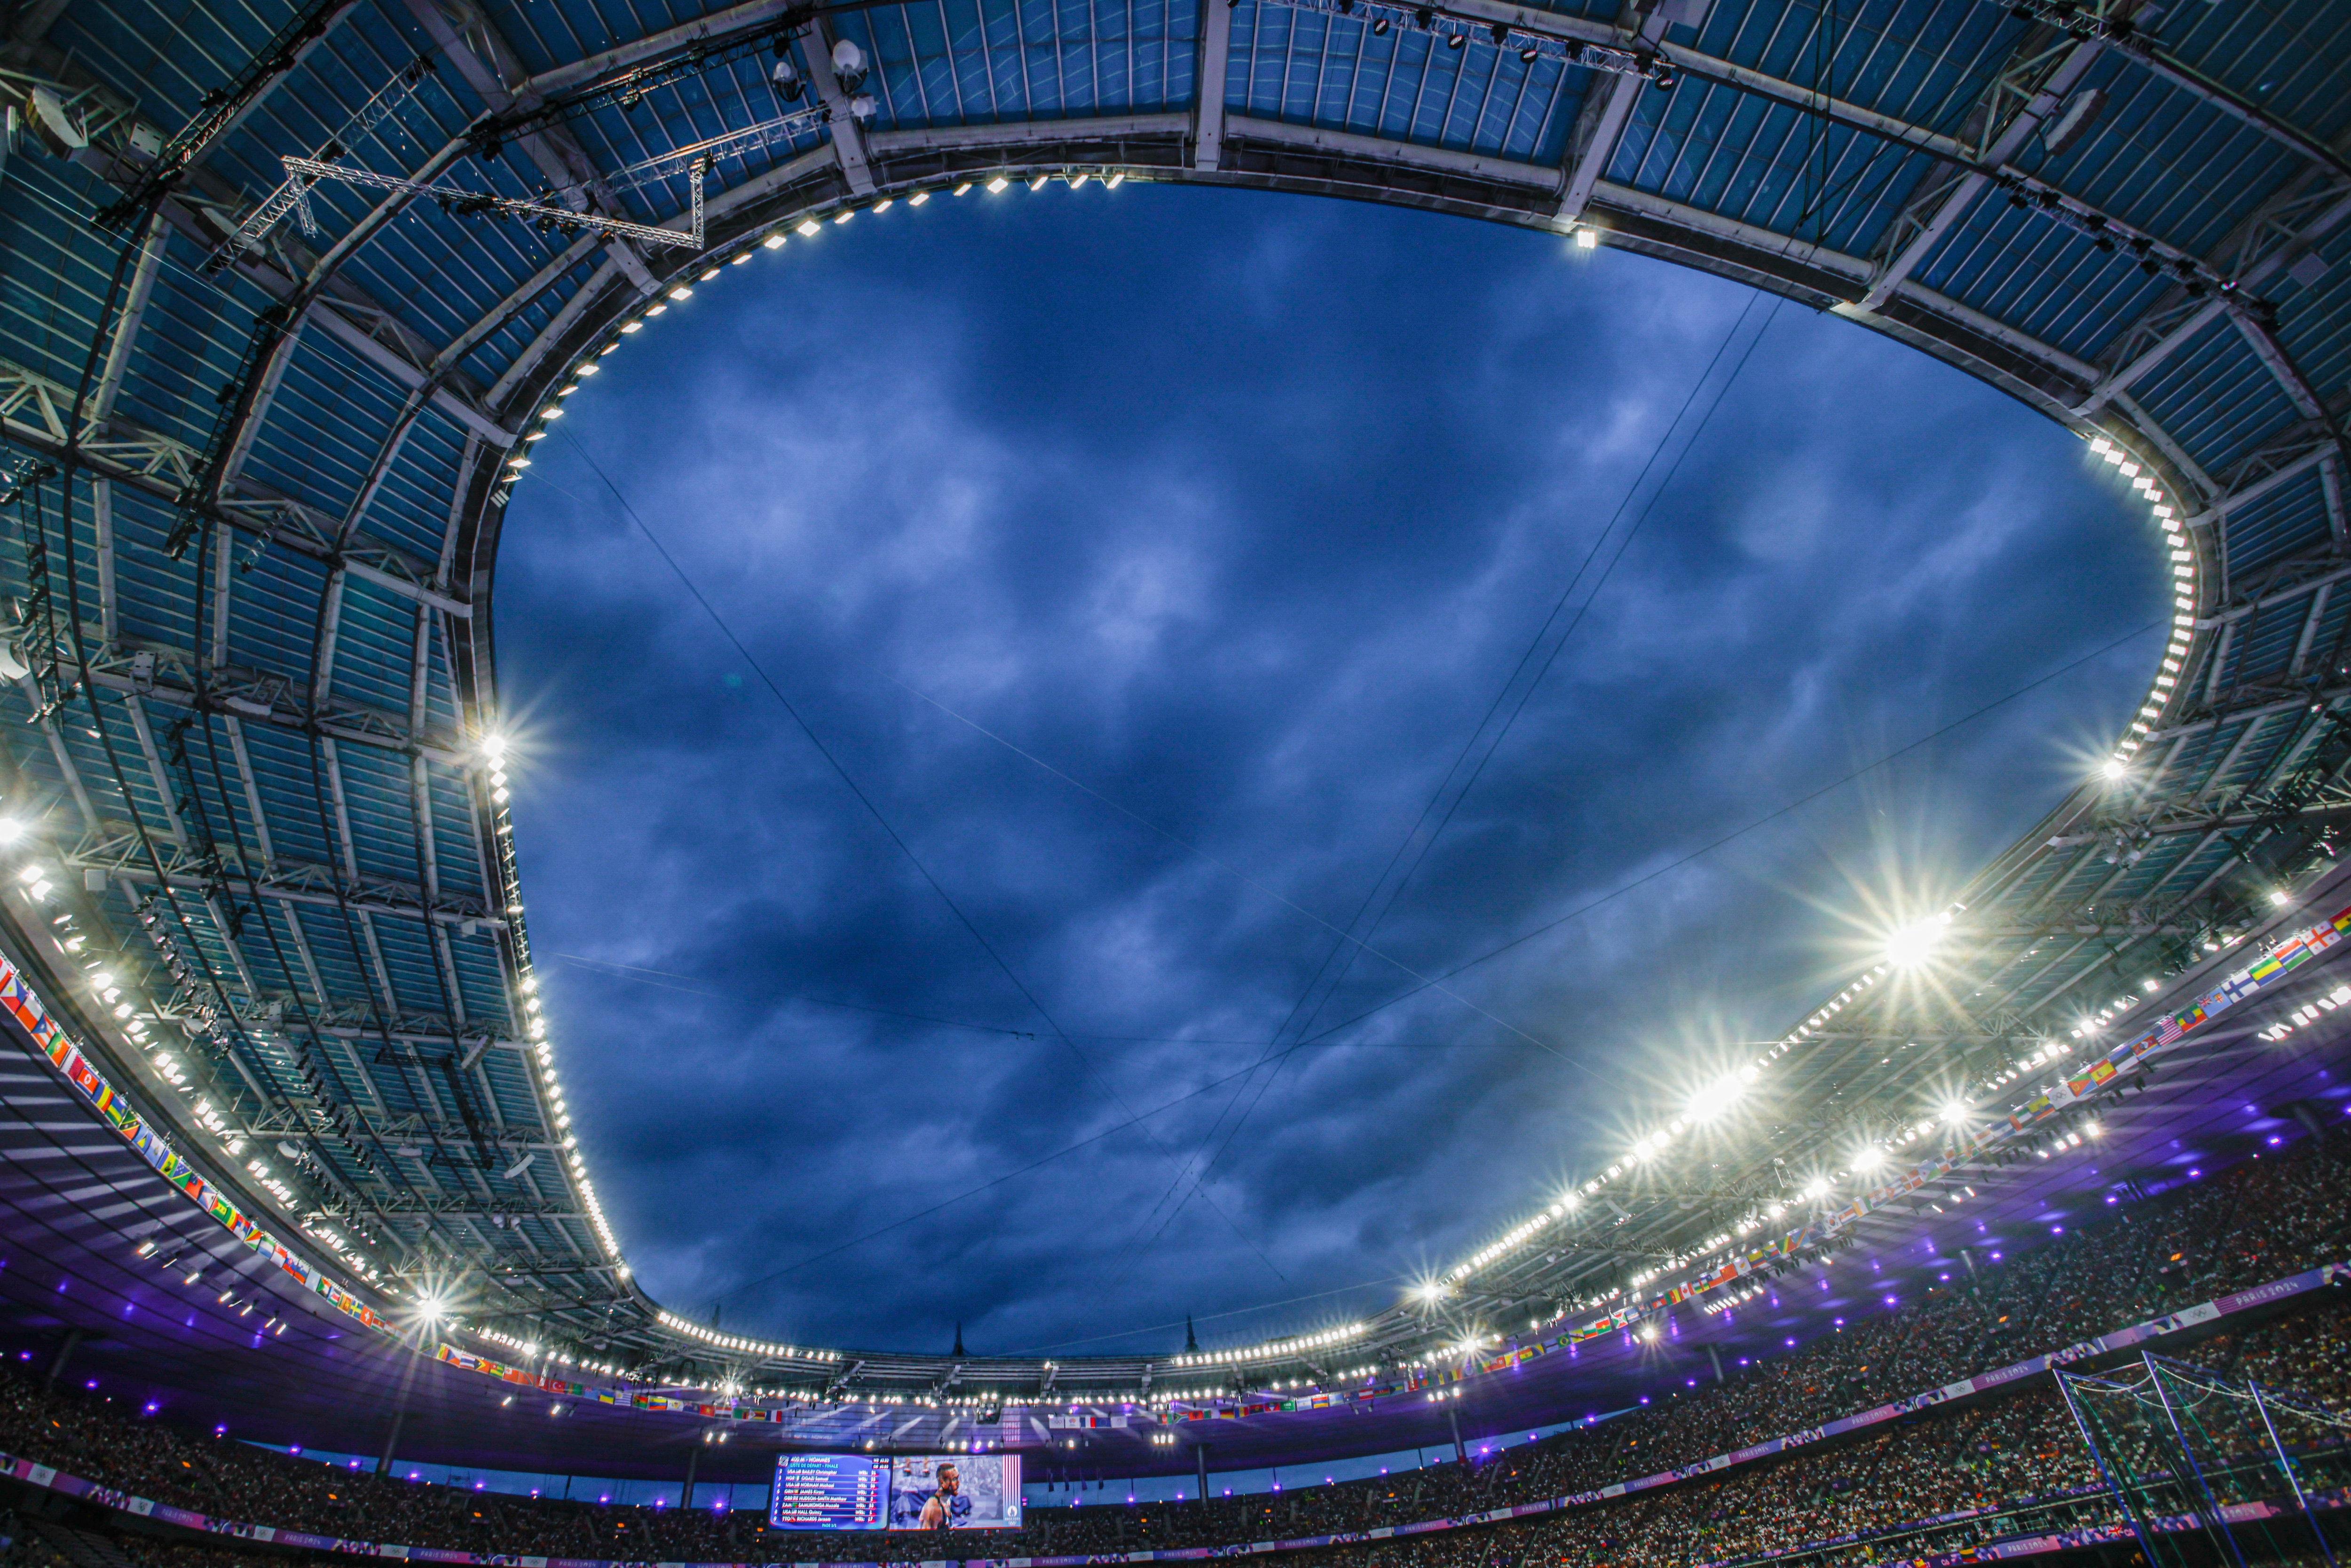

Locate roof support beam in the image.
[1193,0,1233,171]
[65,824,502,928]
[64,627,471,764]
[1858,35,2101,311]
[397,0,662,298]
[90,213,166,424]
[521,0,794,97]
[2,355,481,612]
[802,20,875,193]
[485,144,833,410]
[2077,172,2351,417]
[1556,8,1670,223]
[2186,421,2342,530]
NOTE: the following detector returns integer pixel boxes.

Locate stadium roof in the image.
[0,0,2347,1465]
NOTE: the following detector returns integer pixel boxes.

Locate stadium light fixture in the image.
[2268,888,2292,906]
[1573,227,1598,249]
[1686,1073,1745,1122]
[1852,1146,1886,1172]
[2100,757,2127,780]
[1884,911,1951,968]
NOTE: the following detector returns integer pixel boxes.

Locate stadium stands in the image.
[3,1128,2347,1567]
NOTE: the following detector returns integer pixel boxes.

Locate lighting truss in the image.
[562,105,831,204]
[278,156,704,249]
[466,6,824,156]
[95,0,356,226]
[1256,0,1672,81]
[211,57,435,269]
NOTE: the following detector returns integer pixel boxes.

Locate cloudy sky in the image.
[497,182,2163,1360]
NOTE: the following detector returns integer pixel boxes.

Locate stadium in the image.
[1,0,2350,1564]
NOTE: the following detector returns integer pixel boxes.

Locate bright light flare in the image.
[1939,1100,1972,1126]
[1884,912,1951,969]
[1686,1073,1747,1122]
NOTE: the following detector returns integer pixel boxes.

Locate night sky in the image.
[496,181,2162,1361]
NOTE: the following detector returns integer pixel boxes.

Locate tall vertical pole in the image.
[683,1441,700,1511]
[2145,1356,2250,1568]
[1447,1406,1465,1465]
[1195,1442,1208,1503]
[2248,1379,2336,1568]
[45,1327,83,1389]
[2055,1371,2170,1568]
[376,1327,425,1477]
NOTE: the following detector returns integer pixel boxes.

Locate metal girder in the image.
[2186,418,2343,530]
[200,985,518,1051]
[2042,792,2351,851]
[238,1104,552,1151]
[1556,7,1671,223]
[92,0,363,224]
[63,821,503,929]
[1858,32,2101,311]
[800,19,874,194]
[397,0,661,297]
[63,628,470,764]
[1193,0,1233,171]
[2078,171,2351,416]
[486,142,832,409]
[520,0,795,98]
[347,1190,586,1218]
[1,354,482,617]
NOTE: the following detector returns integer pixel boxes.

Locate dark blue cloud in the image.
[496,183,2162,1358]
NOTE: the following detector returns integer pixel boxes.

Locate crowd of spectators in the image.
[0,1129,2345,1568]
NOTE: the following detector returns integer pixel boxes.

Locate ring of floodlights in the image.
[465,159,2210,1388]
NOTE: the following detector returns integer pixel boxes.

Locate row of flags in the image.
[2,950,392,1339]
[17,884,2350,1446]
[0,1257,2339,1568]
[418,904,2351,1433]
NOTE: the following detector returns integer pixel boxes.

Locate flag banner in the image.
[0,949,389,1339]
[1606,903,2351,1337]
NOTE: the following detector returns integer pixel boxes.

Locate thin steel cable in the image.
[553,427,1292,1295]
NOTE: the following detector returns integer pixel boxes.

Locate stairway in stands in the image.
[33,1520,138,1568]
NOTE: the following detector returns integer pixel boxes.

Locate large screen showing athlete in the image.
[766,1452,1022,1531]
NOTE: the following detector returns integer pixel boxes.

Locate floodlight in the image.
[1687,1073,1745,1121]
[1884,913,1950,968]
[1574,227,1598,249]
[1939,1100,1970,1126]
[2100,757,2127,780]
[2268,888,2292,906]
[1852,1146,1886,1172]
